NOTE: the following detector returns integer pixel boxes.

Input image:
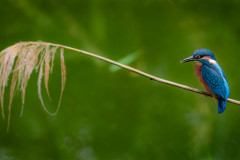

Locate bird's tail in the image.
[218,99,227,113]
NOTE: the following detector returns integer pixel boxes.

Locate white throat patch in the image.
[209,59,217,64]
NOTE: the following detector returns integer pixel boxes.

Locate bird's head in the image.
[181,49,216,65]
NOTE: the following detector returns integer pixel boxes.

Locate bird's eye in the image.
[195,55,204,59]
[195,55,201,59]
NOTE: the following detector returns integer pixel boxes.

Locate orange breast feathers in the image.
[195,63,217,100]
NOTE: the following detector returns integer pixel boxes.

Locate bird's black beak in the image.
[180,56,197,63]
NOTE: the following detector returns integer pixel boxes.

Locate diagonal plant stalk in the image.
[34,41,239,104]
[1,41,240,131]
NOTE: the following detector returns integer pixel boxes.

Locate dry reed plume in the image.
[0,41,240,131]
[0,42,66,130]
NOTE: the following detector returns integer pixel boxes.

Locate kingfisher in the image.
[181,49,230,113]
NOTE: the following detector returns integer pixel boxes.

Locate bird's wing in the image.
[201,64,227,101]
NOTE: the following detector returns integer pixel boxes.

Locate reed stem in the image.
[21,41,240,105]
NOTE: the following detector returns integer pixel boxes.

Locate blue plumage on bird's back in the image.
[214,63,230,113]
[201,62,230,113]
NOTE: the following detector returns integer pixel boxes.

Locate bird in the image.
[181,49,230,113]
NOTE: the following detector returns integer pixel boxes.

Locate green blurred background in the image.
[0,0,240,159]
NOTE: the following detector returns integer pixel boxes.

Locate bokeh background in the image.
[0,0,240,159]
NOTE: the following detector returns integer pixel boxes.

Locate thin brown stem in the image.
[22,41,240,105]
